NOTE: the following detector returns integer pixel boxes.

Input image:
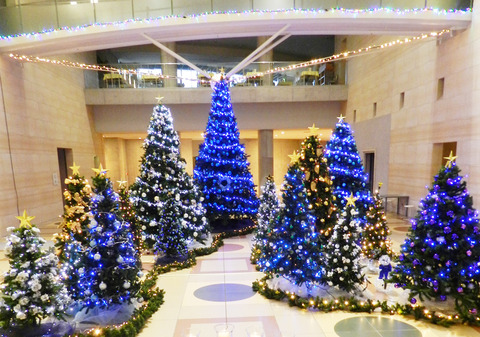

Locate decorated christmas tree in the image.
[55,163,91,301]
[55,162,92,258]
[194,79,259,223]
[0,211,70,328]
[176,166,210,244]
[324,115,372,218]
[322,194,365,293]
[80,166,141,309]
[390,153,480,314]
[265,159,322,286]
[253,175,280,267]
[362,183,393,259]
[297,124,337,242]
[117,180,143,251]
[130,100,209,257]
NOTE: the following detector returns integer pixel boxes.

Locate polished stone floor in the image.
[136,214,480,337]
[1,214,480,336]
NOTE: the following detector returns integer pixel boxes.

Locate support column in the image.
[258,130,274,187]
[257,36,273,86]
[161,42,177,88]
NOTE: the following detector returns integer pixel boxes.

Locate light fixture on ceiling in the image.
[70,1,77,4]
[90,0,98,3]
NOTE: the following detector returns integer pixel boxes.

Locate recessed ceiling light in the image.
[70,1,77,5]
[281,131,285,135]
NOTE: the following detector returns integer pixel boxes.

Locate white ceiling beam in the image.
[141,33,212,79]
[236,33,291,76]
[225,24,290,78]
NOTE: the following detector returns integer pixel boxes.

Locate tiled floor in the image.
[136,214,480,337]
[2,215,480,336]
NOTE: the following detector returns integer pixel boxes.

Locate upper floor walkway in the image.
[0,1,473,57]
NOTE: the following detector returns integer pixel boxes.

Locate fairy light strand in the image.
[8,29,449,83]
[0,7,470,41]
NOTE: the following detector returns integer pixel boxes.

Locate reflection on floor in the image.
[1,214,479,336]
[137,213,480,337]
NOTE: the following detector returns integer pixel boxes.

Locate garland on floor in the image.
[252,276,480,327]
[66,226,255,337]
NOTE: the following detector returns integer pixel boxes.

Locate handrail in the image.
[86,61,339,88]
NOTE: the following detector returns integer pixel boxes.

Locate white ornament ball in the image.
[99,282,107,290]
[123,281,131,289]
[117,256,124,263]
[94,253,101,260]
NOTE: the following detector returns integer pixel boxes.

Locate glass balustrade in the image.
[85,61,340,89]
[0,0,473,37]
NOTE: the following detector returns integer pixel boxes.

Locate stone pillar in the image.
[161,42,177,87]
[257,36,273,86]
[258,129,274,187]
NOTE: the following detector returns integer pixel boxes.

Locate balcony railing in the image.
[0,0,473,37]
[85,61,341,89]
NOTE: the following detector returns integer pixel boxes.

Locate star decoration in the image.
[337,114,345,123]
[16,210,35,229]
[308,123,320,135]
[345,193,358,207]
[117,180,127,189]
[92,164,109,176]
[70,162,81,176]
[219,67,225,74]
[444,151,457,168]
[155,96,164,104]
[288,151,301,164]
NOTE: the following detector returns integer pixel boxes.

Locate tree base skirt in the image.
[0,321,75,337]
[155,254,189,266]
[210,218,255,233]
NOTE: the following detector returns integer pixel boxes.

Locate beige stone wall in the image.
[273,139,303,193]
[0,53,97,233]
[344,1,480,212]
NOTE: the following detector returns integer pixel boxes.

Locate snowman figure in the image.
[378,255,392,289]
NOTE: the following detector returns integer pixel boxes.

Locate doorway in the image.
[364,152,375,193]
[57,148,73,205]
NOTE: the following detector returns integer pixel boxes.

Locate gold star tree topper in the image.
[444,151,457,168]
[117,180,128,189]
[288,151,301,164]
[308,123,320,135]
[16,210,35,229]
[92,164,109,176]
[70,162,81,176]
[155,96,164,104]
[345,193,358,207]
[337,114,345,123]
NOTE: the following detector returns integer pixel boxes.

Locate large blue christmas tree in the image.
[324,115,372,218]
[265,159,322,286]
[194,79,259,222]
[390,153,480,317]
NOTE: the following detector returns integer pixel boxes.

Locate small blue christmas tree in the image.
[390,153,480,317]
[266,158,322,286]
[253,176,280,267]
[194,79,259,222]
[80,166,141,309]
[324,115,372,218]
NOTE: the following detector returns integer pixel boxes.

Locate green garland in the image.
[65,226,256,337]
[252,276,480,327]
